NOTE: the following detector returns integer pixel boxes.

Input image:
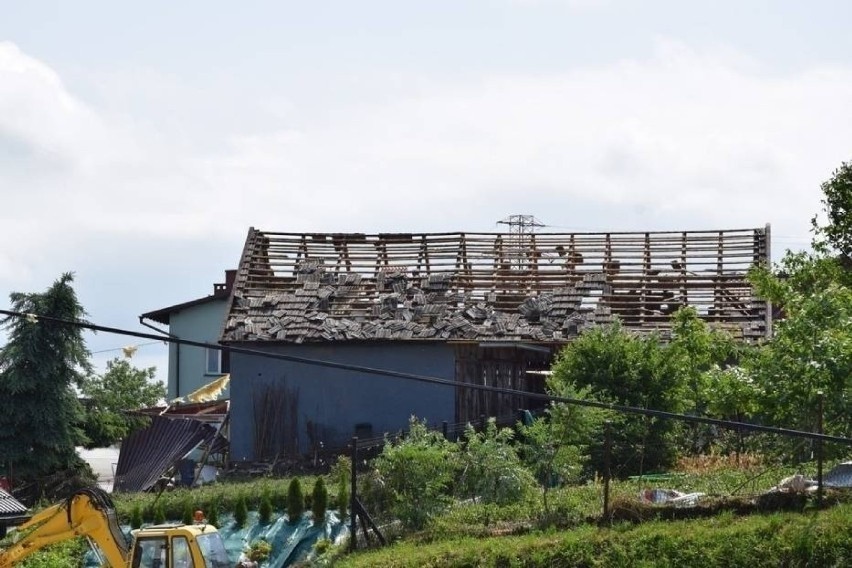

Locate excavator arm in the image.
[0,487,129,568]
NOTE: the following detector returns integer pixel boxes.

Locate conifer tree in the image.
[0,273,92,485]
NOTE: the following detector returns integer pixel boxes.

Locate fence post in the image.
[350,436,358,551]
[442,421,449,440]
[817,391,824,507]
[603,420,612,522]
[480,414,486,432]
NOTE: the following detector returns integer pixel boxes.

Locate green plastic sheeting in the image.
[218,510,347,567]
[84,511,346,567]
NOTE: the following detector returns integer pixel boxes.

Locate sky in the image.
[2,0,851,379]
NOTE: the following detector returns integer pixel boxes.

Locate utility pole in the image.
[497,214,545,270]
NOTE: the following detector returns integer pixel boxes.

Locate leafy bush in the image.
[247,539,272,562]
[314,538,332,554]
[373,417,458,530]
[17,538,88,568]
[519,403,602,518]
[456,419,536,506]
[312,477,328,524]
[288,478,305,522]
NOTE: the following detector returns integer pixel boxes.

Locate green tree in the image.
[812,161,852,260]
[80,358,165,448]
[549,321,683,475]
[0,273,91,486]
[747,254,851,457]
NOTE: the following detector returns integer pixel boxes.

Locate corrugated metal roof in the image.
[0,488,27,516]
[114,417,215,493]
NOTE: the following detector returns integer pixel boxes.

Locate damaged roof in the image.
[221,227,771,344]
[114,416,216,493]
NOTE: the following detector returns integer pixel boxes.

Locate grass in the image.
[5,459,845,566]
[407,458,842,542]
[333,503,852,567]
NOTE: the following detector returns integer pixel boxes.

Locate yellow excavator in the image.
[0,487,233,567]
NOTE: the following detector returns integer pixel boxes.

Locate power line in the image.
[1,308,849,446]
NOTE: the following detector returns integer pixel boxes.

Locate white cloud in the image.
[2,38,850,296]
[198,40,852,238]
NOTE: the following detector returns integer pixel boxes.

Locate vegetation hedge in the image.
[335,504,852,568]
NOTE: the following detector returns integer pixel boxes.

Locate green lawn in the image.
[334,504,852,568]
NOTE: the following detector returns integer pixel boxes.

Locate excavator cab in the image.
[129,524,231,568]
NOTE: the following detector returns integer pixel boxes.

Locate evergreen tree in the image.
[259,490,273,524]
[234,495,248,528]
[311,477,328,525]
[287,478,305,523]
[0,273,92,485]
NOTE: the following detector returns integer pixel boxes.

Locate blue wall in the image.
[167,298,230,399]
[229,342,456,460]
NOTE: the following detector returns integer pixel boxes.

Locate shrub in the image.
[456,419,536,506]
[259,490,274,524]
[246,539,272,562]
[314,538,332,555]
[312,478,328,524]
[332,455,351,516]
[130,504,143,529]
[287,478,305,523]
[374,417,458,530]
[234,494,248,528]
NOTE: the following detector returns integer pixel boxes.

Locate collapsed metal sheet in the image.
[0,488,29,533]
[114,416,215,493]
[0,488,27,516]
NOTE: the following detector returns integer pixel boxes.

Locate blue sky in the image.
[1,0,851,378]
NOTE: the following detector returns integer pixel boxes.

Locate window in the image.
[205,348,221,375]
[171,536,196,568]
[131,537,166,568]
[195,533,231,568]
[205,348,230,375]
